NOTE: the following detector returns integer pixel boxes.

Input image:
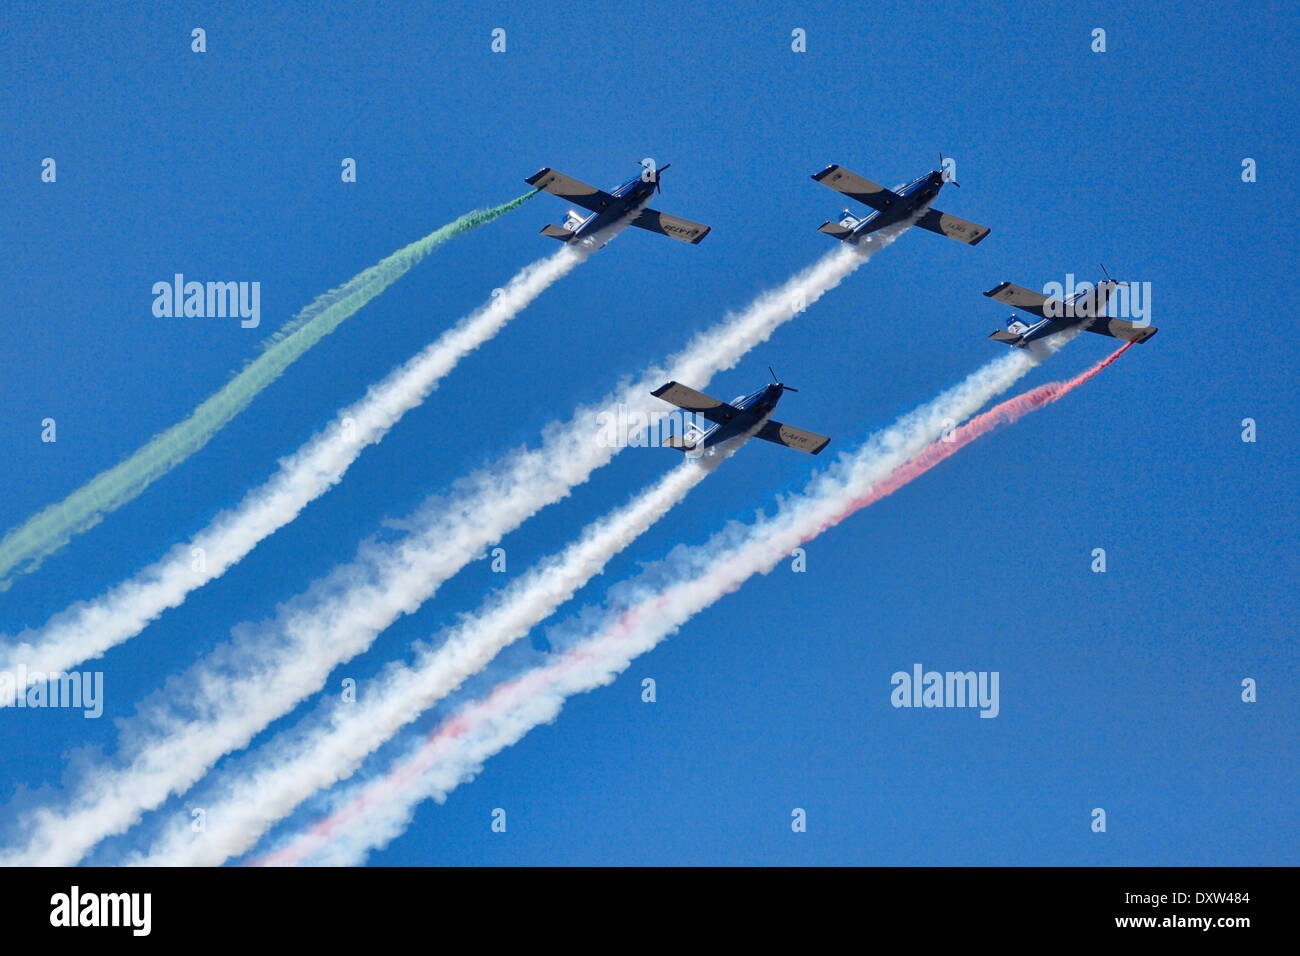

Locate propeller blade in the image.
[768,365,800,390]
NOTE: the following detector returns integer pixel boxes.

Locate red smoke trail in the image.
[256,342,1133,866]
[806,339,1135,538]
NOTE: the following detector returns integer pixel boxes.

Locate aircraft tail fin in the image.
[540,224,576,242]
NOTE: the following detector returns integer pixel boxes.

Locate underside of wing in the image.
[984,281,1053,319]
[914,207,991,245]
[1082,317,1159,343]
[755,420,831,455]
[631,208,711,244]
[525,168,615,212]
[651,382,740,423]
[810,164,900,212]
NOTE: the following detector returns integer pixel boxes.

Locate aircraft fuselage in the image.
[567,173,659,242]
[1004,280,1126,346]
[689,383,786,450]
[847,170,946,242]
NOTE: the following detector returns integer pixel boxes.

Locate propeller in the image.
[938,152,960,187]
[768,366,799,392]
[1099,263,1129,287]
[641,160,671,193]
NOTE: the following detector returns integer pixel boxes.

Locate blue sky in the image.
[2,0,1296,865]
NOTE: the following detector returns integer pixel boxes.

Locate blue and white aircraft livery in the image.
[526,161,710,248]
[652,371,830,457]
[985,274,1159,347]
[812,161,991,246]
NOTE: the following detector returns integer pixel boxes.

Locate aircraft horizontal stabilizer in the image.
[817,221,855,241]
[988,329,1023,345]
[540,224,576,241]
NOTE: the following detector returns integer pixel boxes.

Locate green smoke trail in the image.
[0,191,537,590]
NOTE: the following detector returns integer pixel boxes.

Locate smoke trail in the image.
[0,194,535,591]
[132,448,741,866]
[0,229,895,866]
[0,244,593,866]
[0,240,581,684]
[827,341,1135,517]
[271,344,1132,865]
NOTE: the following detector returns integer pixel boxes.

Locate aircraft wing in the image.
[914,207,991,245]
[651,382,740,424]
[755,420,830,455]
[1082,317,1158,343]
[631,208,711,244]
[811,165,901,211]
[525,168,615,212]
[984,281,1053,319]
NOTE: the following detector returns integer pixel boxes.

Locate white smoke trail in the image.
[0,230,897,867]
[0,247,588,866]
[0,245,585,685]
[131,449,737,866]
[271,347,1047,865]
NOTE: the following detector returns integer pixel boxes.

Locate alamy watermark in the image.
[595,404,709,459]
[891,663,999,718]
[0,666,104,718]
[152,273,261,328]
[1042,273,1152,326]
[50,886,150,936]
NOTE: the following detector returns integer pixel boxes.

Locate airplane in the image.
[525,161,710,248]
[810,157,990,246]
[984,269,1158,347]
[651,369,830,456]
